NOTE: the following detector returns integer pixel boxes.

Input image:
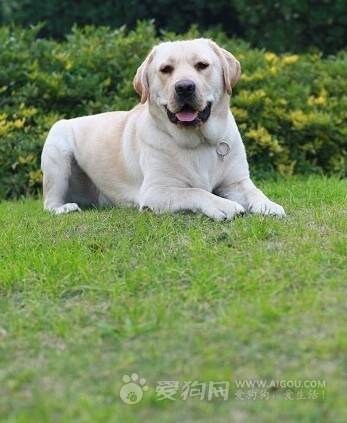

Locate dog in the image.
[41,38,285,220]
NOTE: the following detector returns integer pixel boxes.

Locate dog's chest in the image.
[181,145,227,192]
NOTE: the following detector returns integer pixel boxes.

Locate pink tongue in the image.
[176,111,198,122]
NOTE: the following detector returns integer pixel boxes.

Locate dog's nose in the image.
[175,80,196,97]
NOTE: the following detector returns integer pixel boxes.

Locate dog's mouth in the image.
[165,102,212,127]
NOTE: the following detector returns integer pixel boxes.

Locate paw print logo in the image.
[119,373,148,405]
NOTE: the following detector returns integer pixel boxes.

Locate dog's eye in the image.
[160,65,174,74]
[195,62,209,71]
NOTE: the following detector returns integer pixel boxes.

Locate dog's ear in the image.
[133,48,155,103]
[208,40,241,94]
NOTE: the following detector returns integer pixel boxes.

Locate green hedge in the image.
[1,0,347,53]
[0,23,346,199]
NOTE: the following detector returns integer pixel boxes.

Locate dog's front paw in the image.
[204,198,245,221]
[249,199,286,218]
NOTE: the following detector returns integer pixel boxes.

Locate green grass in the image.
[0,176,346,422]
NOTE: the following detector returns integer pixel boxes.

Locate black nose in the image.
[175,79,196,97]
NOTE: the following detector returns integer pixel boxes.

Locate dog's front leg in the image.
[140,186,245,220]
[221,178,286,217]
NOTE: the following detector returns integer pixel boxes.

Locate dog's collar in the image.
[216,141,231,160]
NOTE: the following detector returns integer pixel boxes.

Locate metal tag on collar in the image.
[216,141,231,160]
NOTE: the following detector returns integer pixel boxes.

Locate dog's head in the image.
[133,39,241,128]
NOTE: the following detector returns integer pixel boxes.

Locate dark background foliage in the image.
[1,0,346,53]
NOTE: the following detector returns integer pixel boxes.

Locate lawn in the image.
[0,176,346,422]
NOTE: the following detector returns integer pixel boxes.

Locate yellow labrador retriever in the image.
[41,39,285,219]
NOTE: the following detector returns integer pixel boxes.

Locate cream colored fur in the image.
[41,38,285,219]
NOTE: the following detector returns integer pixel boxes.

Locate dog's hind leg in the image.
[41,120,82,215]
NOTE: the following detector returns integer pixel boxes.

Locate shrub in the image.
[1,1,347,53]
[0,23,346,199]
